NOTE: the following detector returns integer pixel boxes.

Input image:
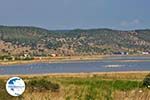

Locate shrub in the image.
[143,74,150,88]
[27,79,60,92]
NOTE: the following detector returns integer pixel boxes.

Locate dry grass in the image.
[0,72,150,100]
[113,89,150,100]
[0,71,149,80]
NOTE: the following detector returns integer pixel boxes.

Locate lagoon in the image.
[0,56,150,75]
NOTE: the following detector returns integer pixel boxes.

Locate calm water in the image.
[0,56,150,75]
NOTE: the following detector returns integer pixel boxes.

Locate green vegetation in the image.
[0,55,13,61]
[28,79,60,92]
[143,73,150,88]
[0,78,60,100]
[0,26,150,56]
[0,76,148,100]
[0,55,34,61]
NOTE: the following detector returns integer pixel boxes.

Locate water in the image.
[0,56,150,75]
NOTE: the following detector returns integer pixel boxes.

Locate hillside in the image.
[0,26,150,56]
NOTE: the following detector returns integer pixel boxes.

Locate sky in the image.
[0,0,149,30]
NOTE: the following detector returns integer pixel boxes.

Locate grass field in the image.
[0,72,150,100]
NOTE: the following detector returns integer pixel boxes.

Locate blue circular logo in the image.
[6,77,25,96]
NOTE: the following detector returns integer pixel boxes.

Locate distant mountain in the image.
[0,26,149,56]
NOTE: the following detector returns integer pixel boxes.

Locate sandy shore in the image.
[0,55,150,66]
[0,55,108,66]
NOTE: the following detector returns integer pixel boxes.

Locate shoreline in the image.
[0,55,150,66]
[0,71,149,79]
[0,55,108,66]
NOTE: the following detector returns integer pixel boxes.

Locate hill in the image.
[0,26,150,56]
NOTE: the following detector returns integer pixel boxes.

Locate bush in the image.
[23,57,34,60]
[0,55,13,60]
[143,74,150,88]
[28,79,60,92]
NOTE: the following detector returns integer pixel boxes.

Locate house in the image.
[11,56,15,61]
[123,52,129,55]
[24,54,28,58]
[113,52,128,55]
[50,54,57,57]
[142,52,149,55]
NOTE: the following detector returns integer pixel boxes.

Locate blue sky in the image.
[0,0,149,30]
